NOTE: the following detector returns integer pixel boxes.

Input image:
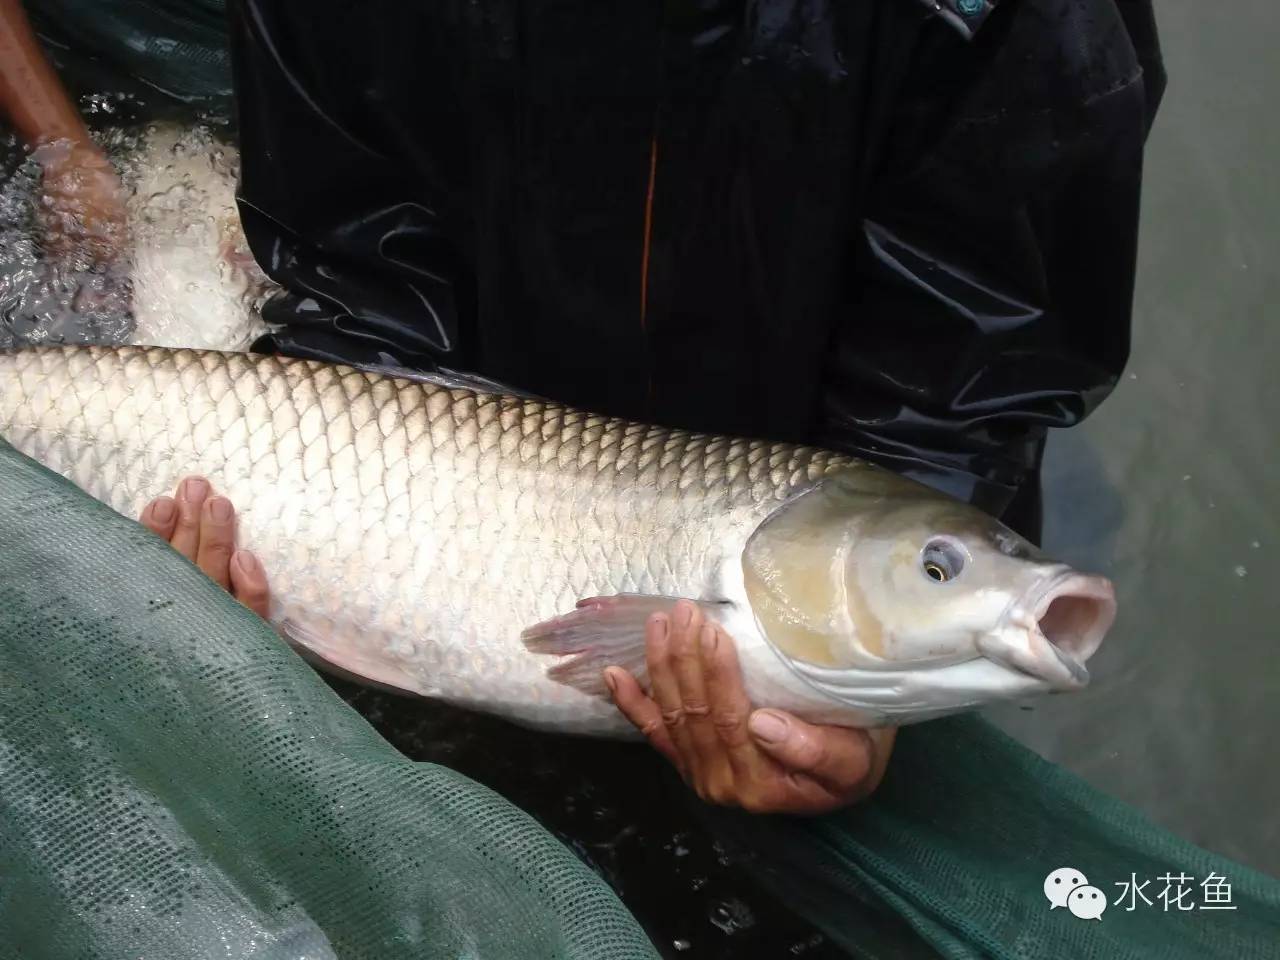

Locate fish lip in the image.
[1004,569,1117,690]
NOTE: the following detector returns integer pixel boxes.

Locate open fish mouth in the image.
[1024,573,1117,688]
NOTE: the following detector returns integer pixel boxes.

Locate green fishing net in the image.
[0,439,658,960]
[710,717,1280,959]
[2,435,1278,959]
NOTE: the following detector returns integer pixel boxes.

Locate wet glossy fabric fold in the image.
[229,0,1165,538]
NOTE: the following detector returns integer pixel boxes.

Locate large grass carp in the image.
[0,346,1115,735]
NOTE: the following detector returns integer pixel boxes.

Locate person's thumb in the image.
[747,709,878,797]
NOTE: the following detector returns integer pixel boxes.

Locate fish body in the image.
[0,346,1116,736]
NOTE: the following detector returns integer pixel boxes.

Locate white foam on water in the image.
[124,123,273,351]
[1,121,275,353]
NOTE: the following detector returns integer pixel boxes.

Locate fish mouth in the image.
[1035,574,1116,663]
[1018,572,1117,689]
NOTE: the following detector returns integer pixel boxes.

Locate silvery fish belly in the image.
[0,347,1117,736]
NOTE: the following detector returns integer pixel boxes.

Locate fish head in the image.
[741,471,1116,721]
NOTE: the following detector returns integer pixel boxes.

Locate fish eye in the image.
[921,538,966,583]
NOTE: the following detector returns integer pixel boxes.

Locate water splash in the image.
[1,122,274,352]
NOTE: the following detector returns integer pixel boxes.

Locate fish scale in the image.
[1,345,848,735]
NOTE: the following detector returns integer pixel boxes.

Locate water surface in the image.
[987,0,1280,879]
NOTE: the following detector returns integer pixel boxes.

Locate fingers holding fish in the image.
[687,622,783,811]
[863,727,897,799]
[230,550,270,620]
[603,604,795,811]
[138,476,270,619]
[139,495,177,541]
[156,475,235,588]
[666,604,725,771]
[609,607,725,795]
[604,666,680,769]
[170,476,209,560]
[643,610,698,774]
[197,495,238,590]
[611,606,894,814]
[747,711,884,807]
[698,623,778,788]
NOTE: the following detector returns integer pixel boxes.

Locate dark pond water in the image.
[987,0,1280,881]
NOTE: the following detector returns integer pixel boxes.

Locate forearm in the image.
[0,0,91,146]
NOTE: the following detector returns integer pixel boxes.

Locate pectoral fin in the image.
[522,595,721,698]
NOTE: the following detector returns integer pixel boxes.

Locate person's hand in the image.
[34,138,128,264]
[606,601,896,814]
[139,475,270,619]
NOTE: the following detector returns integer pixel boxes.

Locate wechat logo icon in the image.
[1044,867,1107,921]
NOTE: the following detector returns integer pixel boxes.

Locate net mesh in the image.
[710,716,1280,959]
[0,439,658,960]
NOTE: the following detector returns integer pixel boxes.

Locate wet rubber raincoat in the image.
[229,0,1165,538]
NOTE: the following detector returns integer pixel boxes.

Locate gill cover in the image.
[742,470,914,670]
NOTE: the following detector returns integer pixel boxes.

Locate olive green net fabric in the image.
[0,440,658,960]
[712,717,1280,958]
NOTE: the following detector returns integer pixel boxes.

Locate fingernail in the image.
[208,497,233,522]
[182,477,207,501]
[151,498,174,523]
[749,711,788,744]
[234,550,259,574]
[700,625,718,653]
[677,602,694,628]
[603,669,619,696]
